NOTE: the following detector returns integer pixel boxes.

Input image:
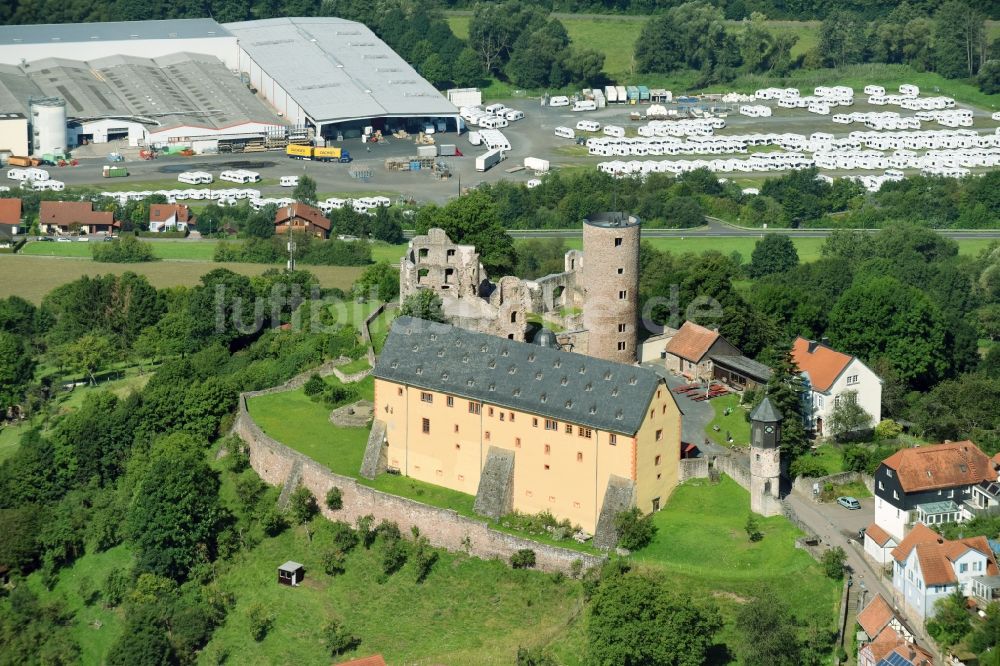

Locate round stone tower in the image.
[581,212,640,364]
[749,396,783,517]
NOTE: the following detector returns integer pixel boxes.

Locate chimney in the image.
[820,336,831,347]
[807,340,819,353]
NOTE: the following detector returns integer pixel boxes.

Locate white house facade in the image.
[791,337,882,437]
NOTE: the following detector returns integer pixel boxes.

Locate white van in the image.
[549,96,570,107]
[576,120,600,132]
[505,109,524,121]
[603,125,625,138]
[554,126,576,139]
[279,176,299,187]
[572,100,597,112]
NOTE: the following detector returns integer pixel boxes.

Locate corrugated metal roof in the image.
[225,17,458,124]
[0,18,231,46]
[374,316,662,436]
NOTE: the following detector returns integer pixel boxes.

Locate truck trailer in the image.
[475,148,504,172]
[102,165,128,178]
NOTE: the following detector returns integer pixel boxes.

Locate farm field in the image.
[0,255,362,303]
[21,239,224,261]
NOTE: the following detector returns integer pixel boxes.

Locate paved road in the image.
[784,489,941,661]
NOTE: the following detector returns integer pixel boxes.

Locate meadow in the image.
[21,239,223,261]
[0,255,363,303]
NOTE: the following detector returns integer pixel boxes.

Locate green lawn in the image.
[633,477,841,646]
[336,356,372,375]
[808,443,848,476]
[370,242,408,264]
[367,307,398,353]
[705,393,751,447]
[0,421,25,463]
[564,235,828,262]
[22,545,133,665]
[22,239,226,261]
[326,299,384,334]
[204,520,585,665]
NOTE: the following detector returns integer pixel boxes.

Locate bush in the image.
[322,549,347,576]
[288,486,319,525]
[323,619,360,656]
[822,546,847,579]
[246,602,273,642]
[303,373,325,396]
[874,419,903,441]
[259,507,287,537]
[328,521,358,553]
[380,537,408,578]
[614,507,657,551]
[102,569,130,607]
[325,486,343,510]
[511,549,536,569]
[745,515,763,542]
[790,455,828,479]
[91,235,157,263]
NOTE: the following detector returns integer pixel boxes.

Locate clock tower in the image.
[749,396,783,516]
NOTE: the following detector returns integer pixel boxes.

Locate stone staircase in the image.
[276,458,303,509]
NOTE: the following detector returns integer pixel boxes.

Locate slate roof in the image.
[881,441,992,493]
[791,336,854,392]
[749,396,783,423]
[664,320,721,363]
[374,316,665,436]
[710,353,773,382]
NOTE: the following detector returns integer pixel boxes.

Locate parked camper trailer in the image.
[549,96,570,107]
[479,129,511,151]
[476,148,505,172]
[524,157,550,173]
[576,120,601,132]
[279,176,299,187]
[554,127,576,139]
[572,100,597,112]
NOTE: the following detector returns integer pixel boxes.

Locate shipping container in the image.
[417,145,438,158]
[524,157,549,173]
[626,86,640,103]
[605,86,618,104]
[102,165,128,178]
[615,86,627,103]
[286,144,313,159]
[439,144,458,157]
[638,85,651,102]
[475,148,505,172]
[314,147,343,161]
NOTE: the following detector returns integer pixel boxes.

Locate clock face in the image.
[764,425,775,434]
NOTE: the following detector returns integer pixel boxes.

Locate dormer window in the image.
[560,377,568,386]
[488,360,496,369]
[604,370,612,380]
[415,366,423,375]
[528,353,536,362]
[535,372,543,380]
[565,400,573,409]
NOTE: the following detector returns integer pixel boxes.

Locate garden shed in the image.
[277,561,305,586]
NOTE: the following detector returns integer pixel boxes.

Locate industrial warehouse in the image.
[0,17,459,157]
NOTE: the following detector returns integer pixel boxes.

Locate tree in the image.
[451,48,483,87]
[106,603,175,666]
[399,290,445,323]
[968,602,1000,658]
[734,590,802,666]
[934,1,988,79]
[246,602,274,642]
[757,349,809,462]
[325,486,343,511]
[414,191,516,274]
[354,261,399,302]
[828,276,948,389]
[826,391,873,439]
[323,618,360,656]
[91,235,157,263]
[818,9,865,67]
[420,53,451,87]
[293,175,317,204]
[126,433,224,580]
[978,59,1000,93]
[749,234,799,278]
[614,507,657,551]
[634,2,728,74]
[0,331,33,414]
[58,333,116,385]
[244,212,275,239]
[745,514,763,542]
[288,486,319,525]
[587,571,722,666]
[822,547,846,579]
[927,589,973,646]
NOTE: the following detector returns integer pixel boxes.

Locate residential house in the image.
[858,625,933,666]
[273,202,330,238]
[791,336,882,437]
[891,523,998,620]
[864,522,900,570]
[0,198,21,240]
[857,593,913,646]
[39,201,117,235]
[373,316,683,535]
[662,321,740,382]
[149,203,193,233]
[874,441,999,541]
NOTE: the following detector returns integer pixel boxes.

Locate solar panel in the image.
[877,651,914,666]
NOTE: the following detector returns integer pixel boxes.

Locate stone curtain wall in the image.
[792,471,876,496]
[713,455,752,491]
[679,457,709,482]
[235,394,604,574]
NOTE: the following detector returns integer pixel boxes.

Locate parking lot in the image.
[15,88,1000,205]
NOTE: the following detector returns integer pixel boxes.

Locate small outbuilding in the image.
[277,561,305,586]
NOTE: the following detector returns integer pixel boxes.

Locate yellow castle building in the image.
[372,316,682,539]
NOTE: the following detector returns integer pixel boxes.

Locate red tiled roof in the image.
[891,523,941,563]
[857,593,894,637]
[0,198,21,225]
[274,202,330,231]
[893,525,997,586]
[336,657,387,666]
[790,336,853,392]
[882,441,992,493]
[149,203,190,224]
[862,627,933,666]
[915,542,957,586]
[865,522,895,547]
[39,201,114,228]
[944,536,999,576]
[664,321,720,363]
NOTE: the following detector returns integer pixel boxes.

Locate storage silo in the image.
[30,97,67,156]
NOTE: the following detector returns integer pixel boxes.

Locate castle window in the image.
[515,437,521,448]
[614,237,623,247]
[618,341,626,351]
[488,407,494,417]
[618,290,627,299]
[617,267,624,274]
[618,324,627,333]
[510,311,518,323]
[418,248,429,260]
[485,431,491,441]
[579,428,592,439]
[609,434,617,445]
[662,405,666,414]
[545,419,557,431]
[469,402,481,415]
[444,268,454,284]
[545,444,551,454]
[533,417,538,427]
[454,424,459,433]
[455,443,460,450]
[656,429,663,441]
[509,412,515,421]
[447,396,454,407]
[420,392,433,403]
[397,387,403,396]
[422,418,430,434]
[650,409,654,419]
[655,455,661,465]
[446,248,455,262]
[544,464,550,471]
[500,412,505,421]
[577,452,583,462]
[565,424,573,434]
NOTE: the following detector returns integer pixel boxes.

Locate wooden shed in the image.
[277,561,305,586]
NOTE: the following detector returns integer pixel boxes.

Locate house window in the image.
[579,427,592,438]
[397,387,403,396]
[577,452,583,462]
[515,437,521,448]
[544,445,551,454]
[614,237,623,247]
[960,563,968,573]
[656,429,663,441]
[533,418,539,427]
[488,407,494,417]
[657,390,661,399]
[420,392,433,403]
[509,412,515,422]
[447,396,454,407]
[662,405,667,414]
[565,424,573,434]
[878,481,883,490]
[499,412,505,421]
[847,375,858,386]
[650,409,655,419]
[886,469,893,478]
[655,455,662,465]
[485,431,491,441]
[469,402,481,415]
[422,418,430,434]
[609,434,617,445]
[893,490,899,500]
